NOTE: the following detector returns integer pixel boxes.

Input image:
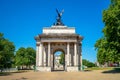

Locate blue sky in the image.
[0,0,110,62]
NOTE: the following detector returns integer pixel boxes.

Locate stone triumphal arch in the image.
[35,10,83,72]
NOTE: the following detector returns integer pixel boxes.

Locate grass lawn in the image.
[85,67,120,71]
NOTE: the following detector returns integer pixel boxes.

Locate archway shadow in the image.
[102,68,120,74]
[52,70,65,72]
[84,70,92,72]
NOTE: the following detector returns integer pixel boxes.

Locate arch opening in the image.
[53,50,65,71]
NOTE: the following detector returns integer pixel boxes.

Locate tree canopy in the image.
[82,59,95,67]
[95,0,120,64]
[15,47,36,69]
[59,52,65,65]
[0,33,15,68]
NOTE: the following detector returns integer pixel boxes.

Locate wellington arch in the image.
[35,10,83,72]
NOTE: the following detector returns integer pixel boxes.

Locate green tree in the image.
[82,59,95,67]
[95,38,109,64]
[59,52,65,65]
[15,47,36,69]
[0,33,15,69]
[95,0,120,64]
[25,47,36,68]
[15,47,26,69]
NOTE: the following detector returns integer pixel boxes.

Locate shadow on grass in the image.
[12,70,29,73]
[52,70,93,72]
[102,68,120,74]
[15,77,28,80]
[84,70,92,72]
[12,77,28,80]
[0,70,29,76]
[0,72,11,76]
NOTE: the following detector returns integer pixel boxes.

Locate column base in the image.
[67,66,79,72]
[36,66,51,72]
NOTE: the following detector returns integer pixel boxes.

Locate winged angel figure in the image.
[54,9,64,26]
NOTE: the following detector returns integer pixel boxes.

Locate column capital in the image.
[48,42,51,44]
[67,42,70,45]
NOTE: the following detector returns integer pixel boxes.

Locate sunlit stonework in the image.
[35,10,83,72]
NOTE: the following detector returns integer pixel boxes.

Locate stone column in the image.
[69,52,71,66]
[48,42,50,66]
[36,44,39,66]
[76,43,78,66]
[39,42,43,66]
[80,55,82,70]
[51,53,53,70]
[67,43,70,66]
[65,53,67,71]
[43,45,46,66]
[74,43,77,66]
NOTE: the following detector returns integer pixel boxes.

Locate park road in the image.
[0,70,120,80]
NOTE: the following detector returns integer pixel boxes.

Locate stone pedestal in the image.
[36,66,51,72]
[67,67,79,72]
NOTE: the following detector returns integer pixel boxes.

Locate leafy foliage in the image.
[82,59,95,67]
[59,52,65,65]
[15,47,36,69]
[0,33,15,68]
[25,47,36,66]
[95,0,120,64]
[15,47,26,66]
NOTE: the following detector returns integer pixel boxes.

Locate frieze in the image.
[41,37,77,41]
